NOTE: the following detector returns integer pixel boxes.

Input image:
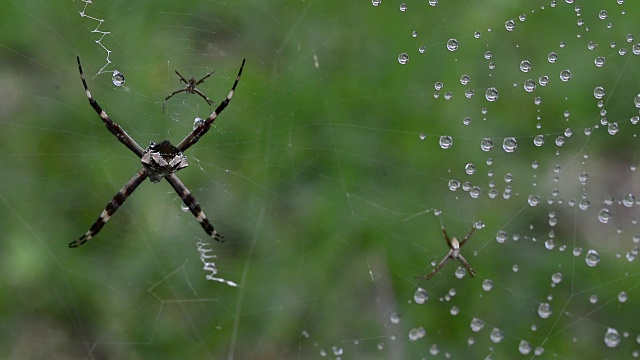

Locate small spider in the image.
[70,56,245,248]
[416,217,477,280]
[163,69,215,112]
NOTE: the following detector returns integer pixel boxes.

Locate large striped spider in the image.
[416,218,477,280]
[70,56,245,248]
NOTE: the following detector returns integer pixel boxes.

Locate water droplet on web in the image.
[482,279,493,291]
[528,195,540,206]
[398,52,409,64]
[618,291,628,303]
[465,163,476,175]
[180,203,189,212]
[193,117,204,129]
[439,135,453,149]
[408,327,425,341]
[537,302,552,319]
[523,79,536,92]
[419,132,427,140]
[520,60,531,72]
[594,86,605,99]
[548,52,558,63]
[460,74,470,85]
[414,287,428,304]
[450,305,459,315]
[112,70,125,86]
[411,30,418,38]
[399,3,407,11]
[585,249,600,267]
[428,0,438,6]
[446,38,459,51]
[608,123,619,135]
[598,208,611,223]
[594,56,606,67]
[496,230,507,243]
[418,45,426,53]
[634,94,640,108]
[505,20,515,31]
[560,69,572,81]
[485,87,499,102]
[623,194,636,207]
[604,328,620,348]
[590,294,598,304]
[519,340,532,355]
[551,272,563,284]
[555,136,565,146]
[490,327,504,343]
[598,9,608,20]
[534,135,545,146]
[448,179,460,191]
[470,317,484,332]
[469,186,481,198]
[371,0,381,6]
[502,137,517,152]
[390,312,401,324]
[480,138,494,152]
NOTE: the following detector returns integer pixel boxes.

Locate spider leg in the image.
[457,253,476,277]
[77,56,145,158]
[70,169,148,248]
[195,70,215,85]
[416,251,453,280]
[174,70,189,84]
[177,58,246,152]
[459,223,477,247]
[165,173,224,242]
[438,216,453,247]
[192,88,215,106]
[163,88,188,112]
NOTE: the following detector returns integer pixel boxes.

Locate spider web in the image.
[1,0,639,358]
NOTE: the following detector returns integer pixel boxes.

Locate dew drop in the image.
[559,69,572,81]
[585,249,600,267]
[398,52,409,64]
[419,133,427,140]
[598,208,611,223]
[470,318,484,332]
[519,340,532,355]
[399,3,407,11]
[548,52,558,63]
[448,179,460,191]
[537,302,552,319]
[607,123,618,135]
[594,56,606,67]
[523,79,536,92]
[594,86,605,99]
[485,87,499,101]
[439,135,453,149]
[193,117,204,130]
[618,291,628,303]
[372,0,381,6]
[490,328,504,343]
[465,163,476,175]
[502,137,517,152]
[408,327,426,341]
[446,39,459,51]
[480,138,494,152]
[414,287,429,304]
[390,313,401,324]
[505,20,515,31]
[528,195,540,206]
[533,135,545,146]
[551,272,563,284]
[112,70,125,86]
[482,279,493,291]
[460,74,470,85]
[604,328,621,348]
[180,203,189,212]
[520,60,531,72]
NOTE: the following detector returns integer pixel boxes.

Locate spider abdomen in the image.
[141,140,188,183]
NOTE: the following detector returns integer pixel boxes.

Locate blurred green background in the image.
[1,0,639,358]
